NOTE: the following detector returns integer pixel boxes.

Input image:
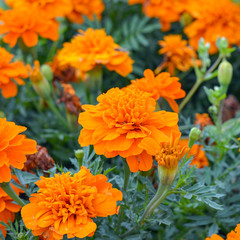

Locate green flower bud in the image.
[75,149,84,164]
[218,60,233,86]
[208,105,218,115]
[0,111,6,118]
[41,64,53,82]
[189,127,201,148]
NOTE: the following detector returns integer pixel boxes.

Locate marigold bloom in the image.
[0,179,23,238]
[184,0,240,54]
[195,113,213,130]
[205,234,224,240]
[130,69,185,113]
[21,167,122,239]
[179,139,209,168]
[158,35,199,75]
[0,48,28,98]
[5,0,72,18]
[139,0,187,31]
[139,131,189,185]
[78,86,179,172]
[0,118,37,183]
[128,0,145,4]
[238,138,240,152]
[57,28,133,77]
[67,0,104,24]
[0,8,59,47]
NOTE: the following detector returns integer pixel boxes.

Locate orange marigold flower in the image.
[195,113,213,130]
[143,0,187,31]
[21,167,122,239]
[0,48,28,98]
[184,0,240,54]
[128,0,145,4]
[0,178,23,238]
[78,86,179,172]
[57,28,133,77]
[0,118,37,183]
[67,0,104,24]
[158,35,199,75]
[238,138,240,152]
[130,69,185,113]
[0,8,59,47]
[5,0,72,18]
[179,139,209,168]
[205,234,224,240]
[139,131,189,185]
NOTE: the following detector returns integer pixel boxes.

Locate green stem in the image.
[0,182,25,207]
[179,79,202,112]
[45,98,71,131]
[116,160,130,234]
[139,183,168,225]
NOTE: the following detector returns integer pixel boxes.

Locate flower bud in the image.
[218,60,233,86]
[180,13,193,27]
[189,127,201,148]
[208,105,218,115]
[0,111,6,118]
[75,149,84,164]
[41,64,53,82]
[29,61,51,99]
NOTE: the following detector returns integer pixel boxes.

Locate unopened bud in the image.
[41,64,53,82]
[218,60,233,86]
[189,127,201,148]
[29,61,51,99]
[180,13,193,27]
[0,111,6,118]
[208,106,218,115]
[75,149,84,166]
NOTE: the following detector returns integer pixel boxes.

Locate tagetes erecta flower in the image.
[238,138,240,152]
[179,139,209,168]
[0,8,59,47]
[0,178,23,238]
[158,35,199,75]
[0,48,28,98]
[57,28,133,77]
[195,113,213,130]
[21,167,122,240]
[78,86,179,172]
[205,223,240,240]
[184,0,240,54]
[67,0,104,24]
[5,0,72,18]
[130,69,185,113]
[0,118,37,183]
[139,131,189,185]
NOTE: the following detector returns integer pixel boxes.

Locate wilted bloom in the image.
[0,47,28,98]
[0,118,37,183]
[57,28,133,77]
[67,0,104,24]
[139,131,189,185]
[21,167,122,239]
[50,57,81,84]
[0,8,59,47]
[140,0,187,31]
[0,178,23,238]
[5,0,72,18]
[130,69,185,113]
[184,0,240,54]
[179,139,209,168]
[23,145,55,172]
[195,113,213,130]
[59,84,83,116]
[28,61,51,99]
[158,35,200,75]
[78,86,179,172]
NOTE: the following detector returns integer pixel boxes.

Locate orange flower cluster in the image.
[57,28,133,77]
[0,180,23,238]
[195,113,213,130]
[130,69,185,113]
[179,139,209,168]
[205,223,240,240]
[21,167,122,239]
[184,0,240,54]
[0,48,28,98]
[0,118,37,183]
[5,0,72,18]
[0,8,59,47]
[129,0,187,31]
[78,86,179,172]
[67,0,104,24]
[158,35,199,75]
